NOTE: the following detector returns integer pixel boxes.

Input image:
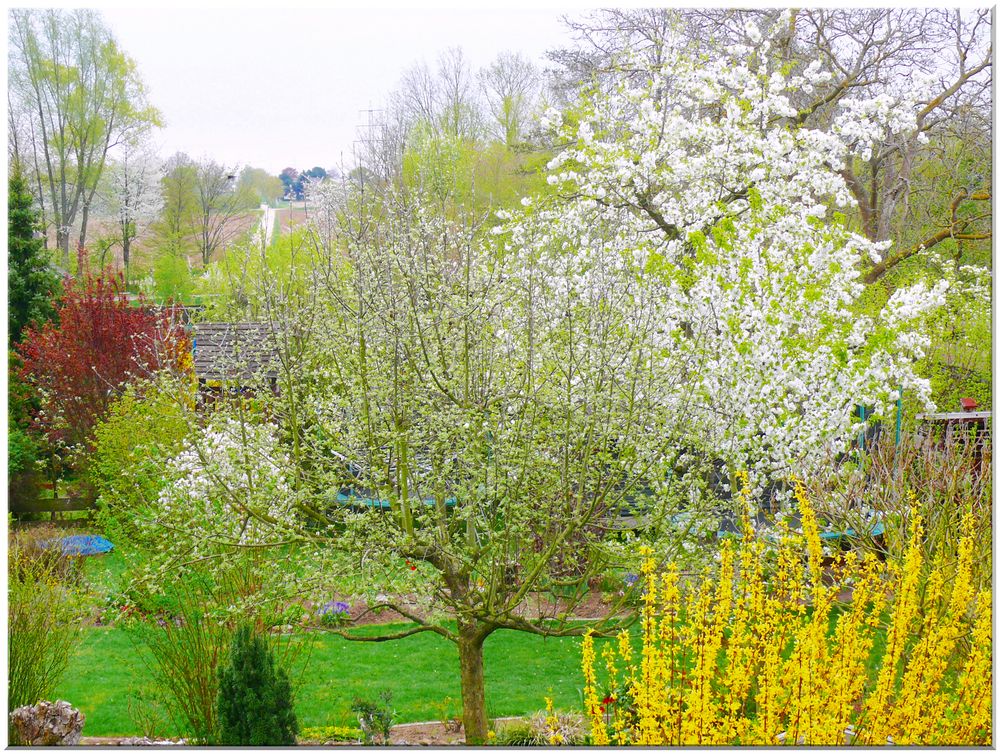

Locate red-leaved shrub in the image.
[17,269,191,459]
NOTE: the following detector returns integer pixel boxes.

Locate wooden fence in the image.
[9,496,96,526]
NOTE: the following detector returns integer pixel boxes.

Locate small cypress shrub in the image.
[216,624,298,745]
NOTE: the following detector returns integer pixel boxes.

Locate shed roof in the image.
[192,322,280,382]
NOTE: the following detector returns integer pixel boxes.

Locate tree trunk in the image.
[78,202,90,252]
[57,227,70,270]
[457,624,488,745]
[123,236,131,284]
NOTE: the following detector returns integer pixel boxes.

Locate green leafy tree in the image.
[142,182,698,745]
[400,122,549,220]
[8,165,58,343]
[150,251,194,304]
[8,9,162,268]
[237,166,283,206]
[156,154,199,254]
[8,166,60,497]
[216,625,298,746]
[8,359,43,485]
[90,374,194,541]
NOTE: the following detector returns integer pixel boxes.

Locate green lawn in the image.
[54,624,597,737]
[61,554,890,739]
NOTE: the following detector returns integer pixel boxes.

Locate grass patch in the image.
[80,550,127,598]
[53,624,596,737]
[51,607,894,739]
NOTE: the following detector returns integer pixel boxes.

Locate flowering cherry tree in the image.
[505,16,946,492]
[152,418,297,546]
[145,176,708,743]
[96,139,163,280]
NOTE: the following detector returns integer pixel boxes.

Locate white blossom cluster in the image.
[153,417,299,547]
[504,19,944,487]
[833,92,923,162]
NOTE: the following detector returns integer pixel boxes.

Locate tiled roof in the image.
[192,322,280,381]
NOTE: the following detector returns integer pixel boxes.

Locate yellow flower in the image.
[573,488,990,747]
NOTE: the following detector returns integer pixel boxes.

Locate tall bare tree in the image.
[479,51,540,147]
[193,159,246,266]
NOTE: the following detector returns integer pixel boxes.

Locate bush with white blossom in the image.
[502,16,947,493]
[152,417,300,547]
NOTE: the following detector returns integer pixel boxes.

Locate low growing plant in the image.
[580,480,992,746]
[487,705,587,747]
[316,600,350,628]
[126,687,170,741]
[299,725,363,743]
[129,559,308,744]
[352,690,397,745]
[532,698,587,745]
[130,578,232,743]
[489,721,536,746]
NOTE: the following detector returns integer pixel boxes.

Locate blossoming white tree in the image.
[95,138,163,280]
[553,8,992,411]
[144,180,701,743]
[507,16,946,492]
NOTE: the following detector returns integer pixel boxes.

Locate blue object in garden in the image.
[59,534,114,556]
[817,520,886,541]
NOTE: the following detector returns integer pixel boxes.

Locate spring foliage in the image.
[16,270,191,457]
[8,530,84,738]
[581,480,992,746]
[90,374,195,537]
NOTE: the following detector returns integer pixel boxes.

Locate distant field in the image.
[46,210,263,273]
[273,206,311,235]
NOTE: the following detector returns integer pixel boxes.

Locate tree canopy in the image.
[9,9,162,266]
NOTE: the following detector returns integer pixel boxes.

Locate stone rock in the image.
[116,737,188,746]
[10,700,85,746]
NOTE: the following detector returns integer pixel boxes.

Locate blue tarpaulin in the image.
[58,535,114,556]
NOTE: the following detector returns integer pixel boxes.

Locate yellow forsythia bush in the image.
[582,480,992,746]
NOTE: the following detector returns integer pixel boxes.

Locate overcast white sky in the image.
[98,8,578,175]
